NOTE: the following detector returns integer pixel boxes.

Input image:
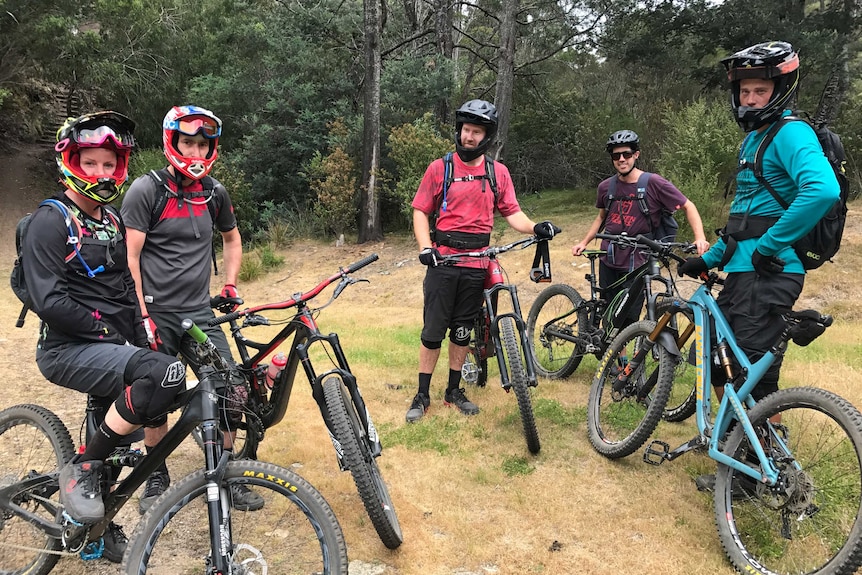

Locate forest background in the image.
[0,0,860,247]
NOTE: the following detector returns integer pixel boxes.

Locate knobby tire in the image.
[122,460,349,574]
[587,320,674,459]
[323,377,403,549]
[500,317,541,454]
[526,283,588,380]
[0,404,75,575]
[715,387,862,575]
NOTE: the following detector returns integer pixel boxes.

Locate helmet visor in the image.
[167,117,221,139]
[75,125,135,149]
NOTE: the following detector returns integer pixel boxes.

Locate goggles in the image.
[74,125,135,149]
[167,117,221,139]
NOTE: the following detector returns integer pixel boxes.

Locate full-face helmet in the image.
[721,41,799,132]
[162,105,222,180]
[606,130,640,153]
[55,111,136,204]
[454,99,498,162]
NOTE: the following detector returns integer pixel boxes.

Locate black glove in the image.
[678,257,708,278]
[418,247,441,267]
[533,220,561,240]
[751,249,785,276]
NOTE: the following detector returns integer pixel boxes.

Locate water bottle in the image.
[265,352,287,389]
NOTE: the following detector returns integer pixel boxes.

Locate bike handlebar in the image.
[434,235,542,265]
[208,253,380,326]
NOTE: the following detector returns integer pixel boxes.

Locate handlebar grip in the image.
[346,253,379,274]
[182,319,208,344]
[209,311,241,326]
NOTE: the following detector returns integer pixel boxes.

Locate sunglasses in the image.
[610,151,635,161]
[75,125,135,148]
[167,118,221,139]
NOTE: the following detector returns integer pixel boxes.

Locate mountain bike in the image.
[594,235,862,575]
[439,235,552,455]
[192,253,403,549]
[0,328,348,574]
[526,232,697,421]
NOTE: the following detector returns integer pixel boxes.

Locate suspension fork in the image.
[610,309,681,395]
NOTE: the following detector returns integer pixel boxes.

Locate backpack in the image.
[606,172,679,242]
[11,199,121,328]
[429,152,499,250]
[145,169,222,274]
[732,116,849,270]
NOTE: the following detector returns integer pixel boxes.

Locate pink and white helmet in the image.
[162,105,222,180]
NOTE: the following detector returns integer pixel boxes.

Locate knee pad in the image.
[421,338,442,350]
[449,325,472,347]
[116,351,186,425]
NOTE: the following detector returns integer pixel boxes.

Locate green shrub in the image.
[656,98,740,239]
[304,119,359,237]
[384,113,452,228]
[258,243,284,270]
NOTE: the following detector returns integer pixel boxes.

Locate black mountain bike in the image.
[0,331,348,574]
[193,254,403,549]
[526,232,697,421]
[439,235,552,455]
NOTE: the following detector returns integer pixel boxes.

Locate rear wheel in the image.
[654,300,697,423]
[587,321,674,459]
[715,387,862,575]
[500,317,540,454]
[323,377,403,549]
[0,404,75,575]
[526,284,589,379]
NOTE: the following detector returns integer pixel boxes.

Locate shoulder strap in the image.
[40,199,80,246]
[439,152,498,213]
[483,154,498,201]
[753,117,799,211]
[441,152,454,213]
[146,169,173,230]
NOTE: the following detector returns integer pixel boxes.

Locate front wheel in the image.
[500,317,541,454]
[715,387,862,575]
[526,284,589,380]
[122,460,349,574]
[323,377,403,549]
[587,320,674,459]
[0,404,75,575]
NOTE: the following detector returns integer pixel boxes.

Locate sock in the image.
[446,369,461,392]
[78,421,122,463]
[418,373,432,397]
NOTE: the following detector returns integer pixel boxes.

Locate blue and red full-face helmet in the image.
[721,41,800,132]
[55,111,136,204]
[162,105,223,180]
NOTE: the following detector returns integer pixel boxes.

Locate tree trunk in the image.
[434,0,453,125]
[493,0,518,160]
[359,0,384,243]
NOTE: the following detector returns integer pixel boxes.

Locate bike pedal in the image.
[643,440,670,466]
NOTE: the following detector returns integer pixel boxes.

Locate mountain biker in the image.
[677,41,840,492]
[23,111,187,561]
[121,105,263,513]
[407,99,561,422]
[572,129,710,327]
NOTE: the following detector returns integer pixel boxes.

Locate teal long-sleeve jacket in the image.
[703,110,840,275]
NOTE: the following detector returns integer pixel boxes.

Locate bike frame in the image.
[682,283,787,486]
[210,254,382,462]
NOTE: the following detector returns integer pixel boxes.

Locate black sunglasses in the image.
[610,151,635,161]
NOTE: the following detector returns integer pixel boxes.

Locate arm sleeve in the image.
[492,162,521,217]
[213,181,238,232]
[23,208,126,345]
[121,176,157,232]
[411,159,444,214]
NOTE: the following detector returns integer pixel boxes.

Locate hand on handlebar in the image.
[677,257,708,278]
[533,220,561,240]
[419,247,441,267]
